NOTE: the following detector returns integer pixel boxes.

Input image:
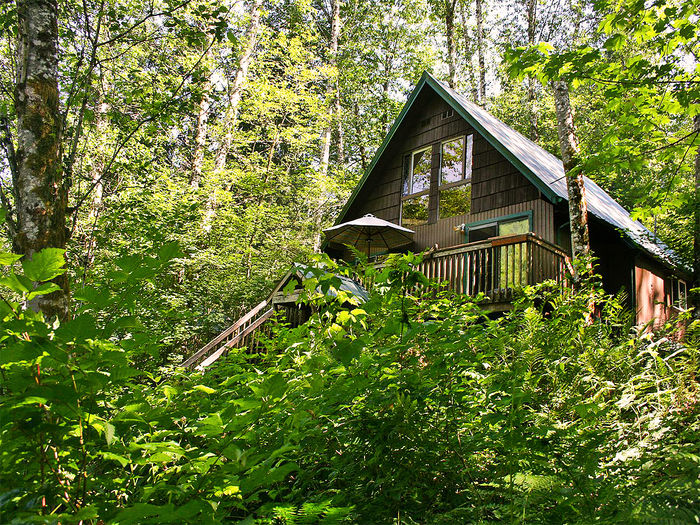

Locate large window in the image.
[467,216,529,243]
[401,147,431,226]
[439,135,473,219]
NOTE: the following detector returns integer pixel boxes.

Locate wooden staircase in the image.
[182,299,274,370]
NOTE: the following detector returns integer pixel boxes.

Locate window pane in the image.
[439,184,471,219]
[411,149,431,193]
[440,137,464,184]
[401,194,429,226]
[468,224,497,243]
[498,217,529,236]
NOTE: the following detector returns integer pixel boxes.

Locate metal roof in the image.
[337,72,685,272]
[271,263,369,303]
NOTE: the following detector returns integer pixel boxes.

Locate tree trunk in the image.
[475,0,486,103]
[14,0,69,319]
[526,0,538,142]
[84,91,108,271]
[459,2,478,102]
[319,0,341,178]
[445,0,457,88]
[693,113,700,319]
[335,86,344,166]
[190,74,211,189]
[215,0,263,170]
[552,80,591,280]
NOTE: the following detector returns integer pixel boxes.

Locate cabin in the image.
[324,72,690,322]
[184,72,690,370]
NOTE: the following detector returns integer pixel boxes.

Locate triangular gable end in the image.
[335,72,562,226]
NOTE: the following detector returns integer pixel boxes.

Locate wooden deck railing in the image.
[372,233,570,302]
[182,299,273,370]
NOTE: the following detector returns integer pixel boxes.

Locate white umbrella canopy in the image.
[323,214,415,256]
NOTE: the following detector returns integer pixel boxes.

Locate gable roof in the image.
[337,71,685,272]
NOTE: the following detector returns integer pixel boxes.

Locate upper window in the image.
[402,147,431,196]
[439,135,473,219]
[401,147,432,227]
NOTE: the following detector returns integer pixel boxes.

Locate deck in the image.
[373,232,570,308]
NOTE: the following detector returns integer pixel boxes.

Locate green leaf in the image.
[99,451,130,467]
[0,272,33,294]
[105,421,116,446]
[26,282,60,301]
[193,385,216,394]
[22,248,66,282]
[0,253,22,265]
[158,241,182,262]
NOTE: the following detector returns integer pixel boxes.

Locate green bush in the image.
[1,250,698,523]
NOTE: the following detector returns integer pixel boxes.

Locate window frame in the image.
[668,277,688,310]
[464,212,533,243]
[400,146,432,227]
[402,146,432,198]
[438,134,473,220]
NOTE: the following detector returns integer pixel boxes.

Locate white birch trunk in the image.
[552,80,591,279]
[318,0,341,179]
[215,0,263,170]
[475,0,486,103]
[15,0,69,319]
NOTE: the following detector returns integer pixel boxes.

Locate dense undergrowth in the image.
[1,249,699,523]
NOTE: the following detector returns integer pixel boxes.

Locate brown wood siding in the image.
[344,88,552,246]
[412,199,556,251]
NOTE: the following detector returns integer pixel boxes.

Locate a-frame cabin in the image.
[325,72,690,324]
[184,72,690,371]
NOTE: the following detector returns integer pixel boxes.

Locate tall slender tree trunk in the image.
[190,73,211,189]
[692,113,700,319]
[381,72,391,132]
[335,88,344,165]
[319,0,341,178]
[15,0,69,319]
[84,89,109,271]
[552,80,591,282]
[445,0,457,88]
[526,0,538,142]
[475,0,486,103]
[459,3,478,102]
[215,0,263,170]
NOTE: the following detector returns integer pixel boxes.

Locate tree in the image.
[552,80,591,277]
[319,0,342,179]
[13,0,69,319]
[429,0,459,88]
[215,0,264,170]
[475,0,486,102]
[507,0,698,296]
[526,0,538,141]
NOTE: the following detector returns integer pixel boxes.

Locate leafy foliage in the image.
[1,249,698,523]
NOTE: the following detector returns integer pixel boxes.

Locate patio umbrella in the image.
[323,214,414,257]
